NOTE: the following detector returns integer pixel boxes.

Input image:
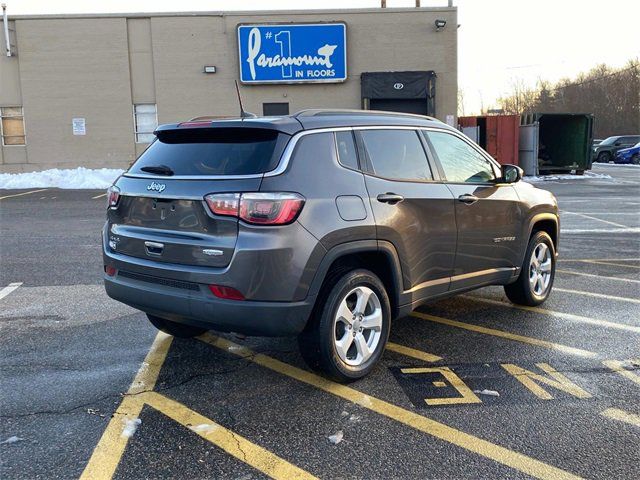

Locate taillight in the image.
[204,192,305,226]
[104,265,117,276]
[107,186,120,208]
[204,193,240,216]
[208,284,245,301]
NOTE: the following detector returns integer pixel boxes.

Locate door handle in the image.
[144,241,164,256]
[457,194,479,205]
[377,193,404,204]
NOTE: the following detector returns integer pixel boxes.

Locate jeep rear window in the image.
[128,127,289,176]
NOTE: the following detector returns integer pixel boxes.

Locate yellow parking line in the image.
[600,408,640,428]
[92,192,107,199]
[143,392,317,479]
[602,360,640,386]
[386,342,442,362]
[410,311,598,358]
[0,188,48,200]
[582,260,640,269]
[559,258,640,263]
[199,333,582,480]
[81,332,173,480]
[463,296,640,334]
[553,288,640,305]
[557,269,640,284]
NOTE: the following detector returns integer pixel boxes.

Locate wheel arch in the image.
[307,240,404,320]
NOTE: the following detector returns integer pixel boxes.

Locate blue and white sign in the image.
[238,23,347,84]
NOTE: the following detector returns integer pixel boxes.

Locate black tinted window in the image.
[360,129,432,181]
[129,128,288,176]
[335,131,359,170]
[426,130,497,183]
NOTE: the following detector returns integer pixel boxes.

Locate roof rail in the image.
[293,108,439,122]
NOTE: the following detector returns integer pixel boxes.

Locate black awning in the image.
[361,71,436,100]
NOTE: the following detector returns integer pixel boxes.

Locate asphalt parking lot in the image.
[1,163,639,480]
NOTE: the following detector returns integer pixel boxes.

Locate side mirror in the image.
[501,164,523,183]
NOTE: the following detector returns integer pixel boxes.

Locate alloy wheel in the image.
[529,243,552,297]
[333,286,383,366]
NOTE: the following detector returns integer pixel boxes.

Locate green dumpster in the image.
[521,113,594,174]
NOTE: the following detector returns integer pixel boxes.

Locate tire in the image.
[597,152,611,163]
[575,169,585,175]
[504,231,556,306]
[632,154,640,165]
[147,314,207,338]
[298,269,391,383]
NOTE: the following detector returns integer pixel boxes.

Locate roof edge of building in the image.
[5,6,456,21]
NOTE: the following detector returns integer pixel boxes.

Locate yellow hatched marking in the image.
[557,269,640,284]
[0,188,48,200]
[81,332,173,480]
[400,367,481,406]
[553,288,640,305]
[199,333,582,480]
[142,392,317,480]
[81,332,315,480]
[410,311,598,358]
[386,342,442,362]
[600,408,640,428]
[602,359,640,386]
[500,363,592,400]
[464,296,640,333]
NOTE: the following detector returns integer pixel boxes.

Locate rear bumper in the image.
[104,272,314,336]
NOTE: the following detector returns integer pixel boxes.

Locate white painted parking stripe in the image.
[561,211,629,228]
[0,189,48,200]
[464,296,640,333]
[92,192,107,199]
[557,269,640,284]
[0,282,23,301]
[553,287,640,305]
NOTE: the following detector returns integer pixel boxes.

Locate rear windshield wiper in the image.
[140,165,174,176]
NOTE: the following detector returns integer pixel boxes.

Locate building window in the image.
[133,104,158,143]
[262,102,289,116]
[1,106,26,146]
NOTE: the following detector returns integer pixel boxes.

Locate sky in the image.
[6,0,640,114]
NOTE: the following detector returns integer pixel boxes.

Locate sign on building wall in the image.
[72,118,86,136]
[237,23,347,84]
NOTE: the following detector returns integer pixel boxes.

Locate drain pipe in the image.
[2,3,11,57]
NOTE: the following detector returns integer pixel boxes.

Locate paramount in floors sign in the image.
[237,23,347,84]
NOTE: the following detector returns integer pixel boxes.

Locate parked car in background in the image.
[593,135,640,163]
[592,139,603,146]
[614,142,640,164]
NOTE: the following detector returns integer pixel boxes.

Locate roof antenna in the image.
[235,80,257,119]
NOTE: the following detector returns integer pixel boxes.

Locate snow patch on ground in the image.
[1,436,23,444]
[595,162,640,168]
[0,167,124,189]
[328,430,344,445]
[525,171,612,182]
[121,418,142,438]
[474,389,500,397]
[189,424,219,434]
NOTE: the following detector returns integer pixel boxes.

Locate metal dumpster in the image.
[520,113,594,175]
[459,115,520,165]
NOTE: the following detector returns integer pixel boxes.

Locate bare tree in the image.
[494,59,639,137]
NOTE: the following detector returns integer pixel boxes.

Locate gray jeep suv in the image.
[103,109,559,382]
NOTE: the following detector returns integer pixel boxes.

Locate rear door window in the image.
[359,129,432,181]
[128,127,289,176]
